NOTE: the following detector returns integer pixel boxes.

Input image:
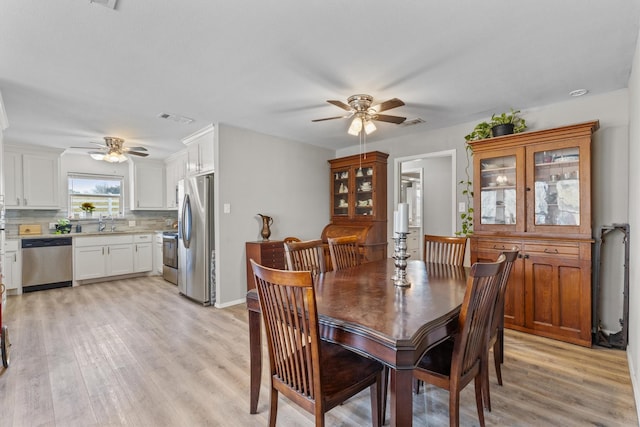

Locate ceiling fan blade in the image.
[373,114,407,124]
[371,98,405,113]
[312,115,351,122]
[327,100,352,111]
[70,146,106,150]
[88,151,107,155]
[123,146,148,152]
[127,151,149,157]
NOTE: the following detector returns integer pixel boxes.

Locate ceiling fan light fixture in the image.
[104,152,128,163]
[90,153,105,161]
[364,119,376,135]
[348,116,363,136]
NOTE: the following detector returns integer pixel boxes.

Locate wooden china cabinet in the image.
[323,151,388,264]
[469,121,599,347]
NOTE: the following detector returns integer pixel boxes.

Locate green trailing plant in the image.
[456,143,474,237]
[464,121,492,142]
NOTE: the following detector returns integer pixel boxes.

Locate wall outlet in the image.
[223,203,231,214]
[49,222,56,230]
[458,202,466,213]
[129,220,136,227]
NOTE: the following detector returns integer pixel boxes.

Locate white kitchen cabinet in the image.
[133,234,153,273]
[407,228,421,260]
[153,232,163,275]
[4,146,61,209]
[74,235,134,280]
[129,160,165,210]
[183,124,214,176]
[3,240,22,294]
[164,152,187,209]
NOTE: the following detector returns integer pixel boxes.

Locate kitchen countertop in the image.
[6,230,162,240]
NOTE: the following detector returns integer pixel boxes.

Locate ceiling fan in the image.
[73,136,149,163]
[312,94,406,135]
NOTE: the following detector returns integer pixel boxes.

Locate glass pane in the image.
[479,155,517,225]
[333,168,350,216]
[355,167,374,216]
[533,148,580,226]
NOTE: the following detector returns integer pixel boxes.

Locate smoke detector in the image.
[89,0,118,10]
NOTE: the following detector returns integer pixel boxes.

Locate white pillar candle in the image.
[393,210,399,233]
[397,203,409,233]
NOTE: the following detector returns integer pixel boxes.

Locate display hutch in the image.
[322,151,388,266]
[469,121,599,347]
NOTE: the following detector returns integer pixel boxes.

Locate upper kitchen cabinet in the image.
[4,145,61,209]
[164,151,187,209]
[129,159,165,210]
[182,124,214,176]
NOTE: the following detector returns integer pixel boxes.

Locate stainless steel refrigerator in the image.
[178,174,214,305]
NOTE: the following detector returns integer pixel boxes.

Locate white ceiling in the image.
[1,0,639,159]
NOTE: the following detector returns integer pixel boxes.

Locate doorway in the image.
[394,150,457,260]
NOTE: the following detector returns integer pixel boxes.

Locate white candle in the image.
[398,203,409,233]
[393,210,399,233]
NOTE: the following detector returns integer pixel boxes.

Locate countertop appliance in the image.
[21,237,73,292]
[162,231,178,285]
[178,174,214,305]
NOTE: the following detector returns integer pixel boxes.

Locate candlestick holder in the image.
[392,232,411,287]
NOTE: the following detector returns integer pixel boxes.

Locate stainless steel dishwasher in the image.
[21,237,73,292]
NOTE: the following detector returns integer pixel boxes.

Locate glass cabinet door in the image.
[354,167,374,217]
[531,147,580,227]
[332,168,350,216]
[479,155,517,226]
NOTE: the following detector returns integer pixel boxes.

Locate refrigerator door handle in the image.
[181,194,192,249]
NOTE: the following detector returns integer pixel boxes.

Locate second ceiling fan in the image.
[312,94,406,135]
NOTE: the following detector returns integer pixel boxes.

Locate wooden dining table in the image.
[246,258,469,427]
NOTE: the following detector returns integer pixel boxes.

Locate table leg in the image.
[248,309,262,414]
[390,368,413,426]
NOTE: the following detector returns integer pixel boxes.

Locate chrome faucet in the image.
[110,216,116,232]
[98,214,106,232]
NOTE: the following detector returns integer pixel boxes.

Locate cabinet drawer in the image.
[523,242,579,258]
[475,240,521,253]
[133,234,152,243]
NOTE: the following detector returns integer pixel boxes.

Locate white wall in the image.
[337,89,630,340]
[214,124,333,307]
[626,20,640,422]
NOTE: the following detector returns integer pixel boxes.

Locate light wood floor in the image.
[0,276,637,426]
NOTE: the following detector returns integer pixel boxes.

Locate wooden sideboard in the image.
[245,240,285,291]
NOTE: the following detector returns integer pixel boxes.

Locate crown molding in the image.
[182,123,214,145]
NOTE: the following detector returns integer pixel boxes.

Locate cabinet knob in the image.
[525,187,531,192]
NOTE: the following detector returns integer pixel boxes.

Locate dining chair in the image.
[423,234,468,266]
[483,249,519,411]
[328,235,361,271]
[283,236,301,243]
[250,260,383,427]
[413,255,506,427]
[284,239,326,277]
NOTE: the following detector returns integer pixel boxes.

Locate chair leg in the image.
[494,330,504,385]
[481,353,492,411]
[449,389,461,427]
[474,375,486,427]
[268,388,279,427]
[370,372,382,427]
[380,367,388,425]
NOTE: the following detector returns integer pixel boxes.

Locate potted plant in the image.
[55,218,72,234]
[81,202,95,217]
[489,109,526,137]
[456,143,474,237]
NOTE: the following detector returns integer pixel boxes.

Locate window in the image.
[68,173,124,217]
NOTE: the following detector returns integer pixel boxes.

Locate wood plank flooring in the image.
[0,276,636,426]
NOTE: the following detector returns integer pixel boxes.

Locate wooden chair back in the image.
[283,236,301,243]
[250,260,383,426]
[414,255,505,427]
[284,239,326,277]
[483,249,519,411]
[328,235,361,271]
[423,234,467,266]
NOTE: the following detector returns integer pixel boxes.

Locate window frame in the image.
[68,173,125,218]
